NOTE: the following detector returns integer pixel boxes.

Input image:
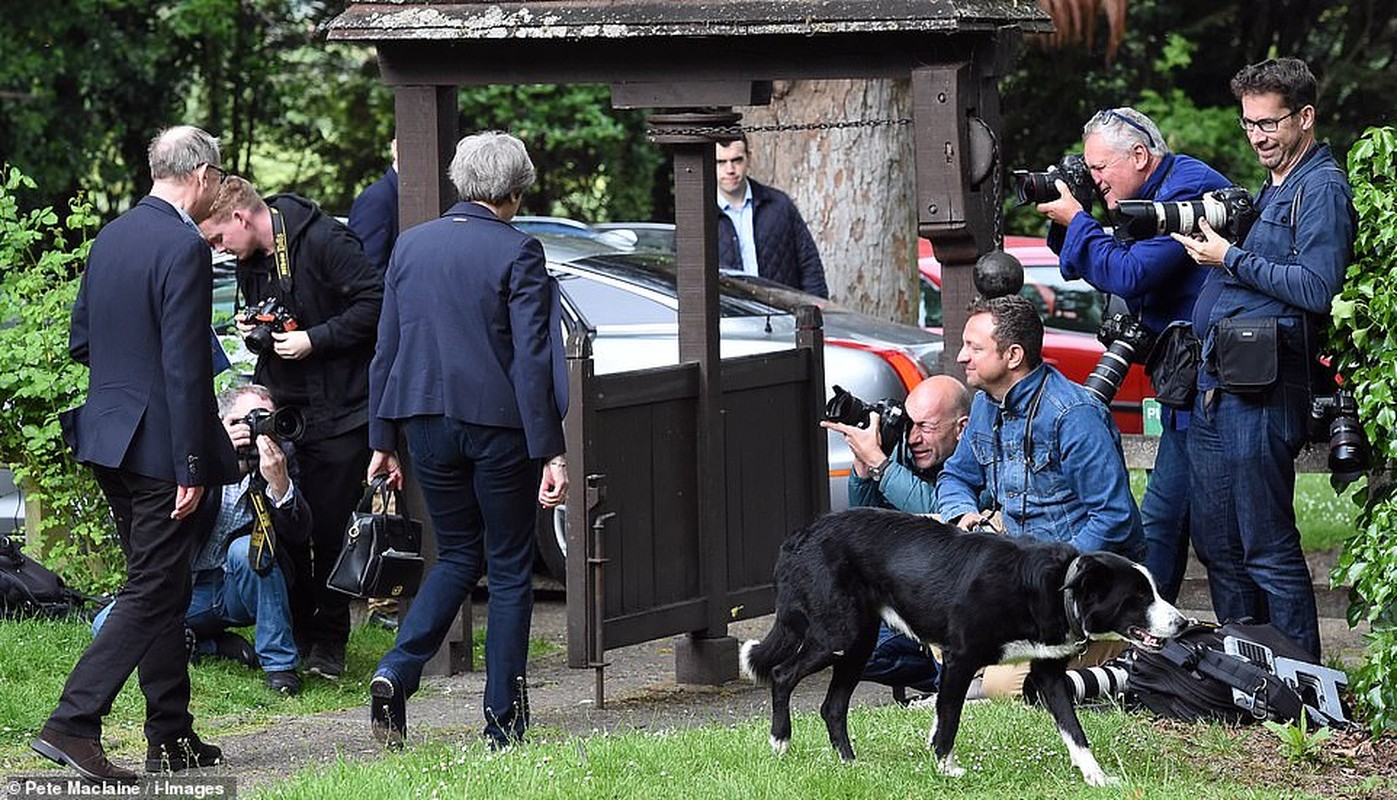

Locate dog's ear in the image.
[1061,554,1099,593]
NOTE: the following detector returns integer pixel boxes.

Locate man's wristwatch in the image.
[867,456,891,482]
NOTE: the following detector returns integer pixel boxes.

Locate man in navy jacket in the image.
[348,139,398,272]
[36,125,239,783]
[716,134,829,297]
[1037,107,1232,603]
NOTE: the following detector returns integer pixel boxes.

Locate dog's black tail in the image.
[739,617,803,685]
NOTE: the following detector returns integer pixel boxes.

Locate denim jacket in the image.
[936,364,1144,559]
[1192,144,1355,390]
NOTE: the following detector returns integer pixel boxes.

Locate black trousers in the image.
[47,466,199,744]
[288,424,371,649]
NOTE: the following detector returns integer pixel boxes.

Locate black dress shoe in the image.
[370,674,406,750]
[266,670,301,696]
[211,631,260,669]
[146,731,222,773]
[31,726,138,784]
[305,641,345,680]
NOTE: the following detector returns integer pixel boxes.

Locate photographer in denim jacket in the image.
[937,295,1144,560]
[1171,57,1355,660]
[1036,107,1231,602]
[822,374,970,703]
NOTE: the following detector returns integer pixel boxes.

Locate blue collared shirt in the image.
[718,182,759,276]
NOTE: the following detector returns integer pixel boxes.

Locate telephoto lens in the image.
[1083,313,1153,406]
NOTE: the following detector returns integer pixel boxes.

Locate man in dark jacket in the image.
[35,124,238,784]
[200,176,383,679]
[348,139,398,272]
[715,134,829,298]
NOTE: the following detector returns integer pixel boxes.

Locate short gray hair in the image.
[448,131,536,205]
[217,383,275,417]
[1083,107,1169,158]
[149,125,221,181]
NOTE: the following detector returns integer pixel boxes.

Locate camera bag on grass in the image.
[326,476,424,599]
[1123,621,1347,728]
[1,534,89,619]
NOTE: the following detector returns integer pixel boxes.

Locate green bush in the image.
[1330,126,1397,733]
[0,165,120,592]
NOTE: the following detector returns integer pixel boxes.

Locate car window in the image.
[554,273,675,325]
[920,270,1104,335]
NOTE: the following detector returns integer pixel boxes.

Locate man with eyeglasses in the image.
[34,125,239,783]
[821,374,972,704]
[1168,57,1355,660]
[1033,107,1231,604]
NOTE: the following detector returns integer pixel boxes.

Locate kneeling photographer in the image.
[93,385,312,696]
[1028,106,1231,604]
[820,374,971,703]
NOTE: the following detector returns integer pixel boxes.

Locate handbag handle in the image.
[358,473,401,515]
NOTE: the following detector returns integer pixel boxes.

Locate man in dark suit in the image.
[34,125,240,783]
[365,130,568,750]
[348,139,399,272]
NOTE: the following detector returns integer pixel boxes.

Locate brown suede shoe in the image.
[31,726,138,784]
[146,730,223,773]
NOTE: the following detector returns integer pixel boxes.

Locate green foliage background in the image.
[0,168,119,592]
[1330,126,1397,733]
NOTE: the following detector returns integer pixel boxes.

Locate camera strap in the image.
[268,207,294,298]
[246,478,277,578]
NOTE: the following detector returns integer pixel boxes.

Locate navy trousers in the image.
[374,416,541,744]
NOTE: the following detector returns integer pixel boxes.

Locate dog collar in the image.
[1062,557,1089,648]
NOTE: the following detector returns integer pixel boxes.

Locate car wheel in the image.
[535,503,568,585]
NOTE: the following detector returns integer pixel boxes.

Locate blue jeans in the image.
[375,416,541,744]
[1188,380,1320,659]
[862,623,940,694]
[91,535,298,673]
[1142,422,1191,602]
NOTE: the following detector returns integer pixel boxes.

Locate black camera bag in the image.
[326,476,424,599]
[1213,316,1278,393]
[1145,321,1201,409]
[0,535,88,619]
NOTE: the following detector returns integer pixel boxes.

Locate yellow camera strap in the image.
[247,489,277,577]
[268,206,294,297]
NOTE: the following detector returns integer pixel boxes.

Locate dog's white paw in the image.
[936,753,966,778]
[1081,767,1119,787]
[769,735,789,756]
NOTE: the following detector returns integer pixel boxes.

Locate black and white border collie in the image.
[740,507,1187,786]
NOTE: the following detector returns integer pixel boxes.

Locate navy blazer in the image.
[347,167,398,273]
[63,196,238,486]
[369,202,565,459]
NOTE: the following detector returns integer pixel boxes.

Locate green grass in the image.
[1128,470,1360,554]
[0,615,558,767]
[249,701,1340,800]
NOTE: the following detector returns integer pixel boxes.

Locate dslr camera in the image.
[1011,154,1098,212]
[1309,390,1371,476]
[235,407,305,461]
[1084,313,1153,406]
[825,385,910,451]
[240,297,299,355]
[1114,186,1258,243]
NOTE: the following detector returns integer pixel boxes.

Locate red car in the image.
[919,236,1149,434]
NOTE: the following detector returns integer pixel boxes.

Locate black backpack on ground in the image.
[1123,621,1349,728]
[0,534,89,620]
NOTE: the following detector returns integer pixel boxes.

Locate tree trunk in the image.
[739,79,917,324]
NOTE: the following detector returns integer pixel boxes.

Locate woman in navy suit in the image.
[366,131,568,750]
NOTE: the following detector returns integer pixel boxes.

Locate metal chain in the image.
[647,117,912,139]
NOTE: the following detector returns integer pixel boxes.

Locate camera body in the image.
[1084,313,1153,407]
[1114,186,1258,243]
[1011,154,1097,211]
[1309,390,1371,475]
[241,297,299,355]
[235,407,305,461]
[825,385,910,452]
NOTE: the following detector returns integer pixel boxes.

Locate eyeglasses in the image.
[1087,154,1127,174]
[201,163,229,184]
[1238,108,1299,133]
[1099,109,1157,150]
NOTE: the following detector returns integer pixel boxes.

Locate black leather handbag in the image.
[326,476,424,599]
